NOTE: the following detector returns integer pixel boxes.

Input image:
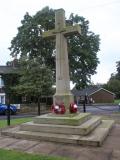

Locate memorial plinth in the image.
[1,113,114,146]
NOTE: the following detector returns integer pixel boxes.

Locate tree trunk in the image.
[38,96,41,115]
[6,94,11,126]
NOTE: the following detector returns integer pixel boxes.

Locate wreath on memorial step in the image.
[51,103,66,114]
[69,103,78,113]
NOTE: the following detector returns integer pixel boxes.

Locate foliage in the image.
[103,61,120,98]
[11,58,53,115]
[12,58,54,98]
[0,149,69,160]
[2,73,20,103]
[114,99,120,104]
[9,6,100,89]
[116,61,120,80]
[68,13,100,88]
[106,79,120,98]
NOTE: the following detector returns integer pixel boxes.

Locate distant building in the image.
[0,75,5,104]
[72,86,115,104]
[0,59,18,104]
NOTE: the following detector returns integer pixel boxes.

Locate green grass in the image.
[0,117,32,128]
[114,99,120,104]
[0,149,69,160]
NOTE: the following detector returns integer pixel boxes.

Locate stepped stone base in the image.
[33,113,91,125]
[1,113,114,147]
[20,116,101,135]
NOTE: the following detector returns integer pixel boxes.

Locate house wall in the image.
[0,75,4,88]
[0,93,5,104]
[90,89,114,103]
[0,75,5,104]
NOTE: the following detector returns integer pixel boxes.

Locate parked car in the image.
[0,104,17,115]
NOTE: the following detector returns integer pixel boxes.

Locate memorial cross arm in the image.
[42,29,56,39]
[63,24,81,36]
[42,24,81,39]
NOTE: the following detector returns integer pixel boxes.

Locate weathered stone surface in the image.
[42,25,81,38]
[33,113,91,125]
[1,120,114,147]
[1,123,120,160]
[108,124,120,136]
[77,120,114,146]
[5,139,38,151]
[75,148,112,160]
[51,146,112,160]
[112,150,120,160]
[0,134,115,160]
[21,116,101,135]
[103,136,120,150]
[0,137,19,148]
[27,142,60,154]
[50,144,83,159]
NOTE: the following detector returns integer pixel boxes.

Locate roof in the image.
[72,86,115,96]
[0,66,18,74]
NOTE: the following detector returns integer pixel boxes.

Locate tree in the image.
[105,78,120,98]
[116,61,120,80]
[103,61,120,98]
[2,73,20,104]
[12,58,54,115]
[9,6,100,89]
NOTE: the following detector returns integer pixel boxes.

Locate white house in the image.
[0,64,18,104]
[0,75,5,104]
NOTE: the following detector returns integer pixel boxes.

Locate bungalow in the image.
[72,86,115,104]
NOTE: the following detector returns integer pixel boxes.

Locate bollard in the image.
[119,103,120,110]
[83,101,86,113]
[7,104,11,126]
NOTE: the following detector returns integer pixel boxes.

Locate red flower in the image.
[69,103,78,113]
[60,104,66,114]
[51,103,66,114]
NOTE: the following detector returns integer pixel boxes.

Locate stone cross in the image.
[43,9,81,111]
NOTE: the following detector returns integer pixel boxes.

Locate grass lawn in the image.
[0,117,32,128]
[0,149,69,160]
[114,99,120,104]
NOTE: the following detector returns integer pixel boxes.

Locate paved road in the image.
[0,105,120,120]
[79,105,120,115]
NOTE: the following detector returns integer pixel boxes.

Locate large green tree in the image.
[9,6,100,88]
[116,61,120,80]
[12,58,54,115]
[103,61,120,98]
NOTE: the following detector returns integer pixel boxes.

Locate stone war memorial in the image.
[2,9,114,147]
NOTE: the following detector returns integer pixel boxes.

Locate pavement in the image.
[0,124,120,160]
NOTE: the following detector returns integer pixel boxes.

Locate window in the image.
[0,95,5,104]
[0,75,4,87]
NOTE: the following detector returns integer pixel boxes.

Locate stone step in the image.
[1,120,114,147]
[21,116,101,135]
[33,113,91,126]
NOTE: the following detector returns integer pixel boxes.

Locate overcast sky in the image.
[0,0,120,84]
